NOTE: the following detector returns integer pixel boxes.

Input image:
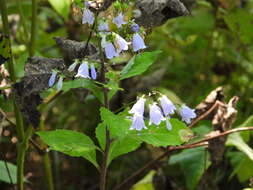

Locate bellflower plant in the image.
[68,59,79,72]
[129,97,146,115]
[130,113,147,131]
[48,70,57,87]
[159,95,176,116]
[104,41,118,59]
[56,76,63,91]
[114,34,129,53]
[113,12,126,28]
[149,103,166,125]
[82,2,94,25]
[75,61,90,78]
[90,64,97,80]
[180,105,197,124]
[98,21,110,32]
[132,33,147,52]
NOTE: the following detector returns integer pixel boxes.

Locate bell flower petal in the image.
[129,97,146,115]
[56,77,63,91]
[132,33,146,52]
[113,12,126,28]
[75,62,90,78]
[130,113,147,131]
[48,71,57,87]
[114,34,128,53]
[159,95,176,116]
[149,103,165,125]
[82,8,94,25]
[180,105,196,124]
[90,64,97,80]
[104,42,118,59]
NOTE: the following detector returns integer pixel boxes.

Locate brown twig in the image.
[113,126,253,190]
[189,100,222,128]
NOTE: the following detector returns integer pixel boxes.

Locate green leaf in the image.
[237,115,253,142]
[226,132,253,161]
[37,130,98,168]
[48,0,71,20]
[98,108,191,165]
[95,122,106,150]
[0,35,11,65]
[169,147,211,190]
[0,161,17,184]
[137,119,192,147]
[97,108,142,164]
[120,51,161,80]
[62,78,104,103]
[228,152,253,182]
[132,170,156,190]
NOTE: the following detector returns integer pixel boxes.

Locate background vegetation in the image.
[1,0,253,190]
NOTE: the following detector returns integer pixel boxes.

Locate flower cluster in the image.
[82,3,147,59]
[129,95,196,131]
[48,59,97,90]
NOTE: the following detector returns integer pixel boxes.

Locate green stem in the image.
[97,19,110,190]
[40,117,54,190]
[17,125,33,190]
[16,0,29,43]
[0,85,11,90]
[0,1,26,189]
[29,0,38,56]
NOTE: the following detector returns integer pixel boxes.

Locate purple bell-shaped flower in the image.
[132,33,147,52]
[113,12,126,28]
[149,103,165,125]
[180,105,196,124]
[75,62,90,78]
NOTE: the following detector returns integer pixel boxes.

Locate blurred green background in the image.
[1,0,253,190]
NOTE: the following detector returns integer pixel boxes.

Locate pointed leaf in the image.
[37,130,98,168]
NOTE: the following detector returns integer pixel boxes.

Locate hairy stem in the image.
[17,125,33,190]
[97,17,110,190]
[0,1,26,189]
[39,117,55,190]
[16,0,29,43]
[29,0,38,56]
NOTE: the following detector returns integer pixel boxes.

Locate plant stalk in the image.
[17,125,33,190]
[97,19,110,190]
[39,117,55,190]
[29,0,38,56]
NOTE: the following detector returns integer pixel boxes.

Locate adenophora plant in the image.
[36,1,197,190]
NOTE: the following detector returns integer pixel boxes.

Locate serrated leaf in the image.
[120,51,161,80]
[62,78,104,103]
[98,108,191,165]
[37,130,98,168]
[97,108,142,165]
[169,147,211,190]
[48,0,71,20]
[0,161,17,184]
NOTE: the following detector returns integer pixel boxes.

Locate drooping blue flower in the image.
[130,113,147,131]
[48,71,57,87]
[149,103,165,125]
[98,21,109,31]
[113,12,126,28]
[129,97,146,116]
[131,23,140,33]
[68,60,78,72]
[114,34,128,53]
[75,62,90,78]
[166,118,172,130]
[82,8,94,25]
[56,77,63,91]
[104,42,118,59]
[90,64,97,80]
[132,33,147,52]
[180,105,196,124]
[159,95,176,116]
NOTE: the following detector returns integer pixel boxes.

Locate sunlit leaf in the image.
[0,161,17,184]
[37,130,98,168]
